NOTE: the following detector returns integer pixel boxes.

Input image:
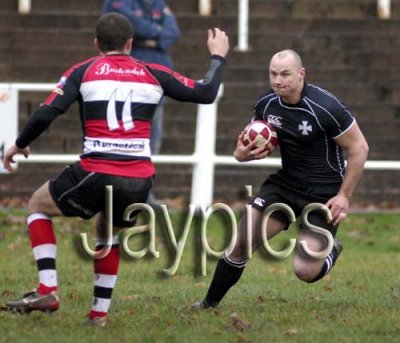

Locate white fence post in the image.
[377,0,391,19]
[236,0,250,52]
[18,0,31,14]
[0,87,18,173]
[199,0,212,16]
[190,84,224,206]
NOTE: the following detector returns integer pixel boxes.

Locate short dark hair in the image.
[96,13,133,52]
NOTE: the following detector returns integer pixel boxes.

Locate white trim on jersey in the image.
[277,97,326,132]
[325,135,344,178]
[275,97,346,178]
[255,92,276,108]
[302,97,327,131]
[309,84,354,118]
[332,118,356,139]
[262,96,279,117]
[80,80,163,104]
[305,97,342,128]
[83,137,151,158]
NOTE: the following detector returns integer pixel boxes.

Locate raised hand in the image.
[207,27,229,58]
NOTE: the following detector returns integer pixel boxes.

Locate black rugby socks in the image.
[203,254,247,307]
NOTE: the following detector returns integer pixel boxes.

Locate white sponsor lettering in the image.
[95,63,146,76]
[83,137,151,158]
[93,139,145,152]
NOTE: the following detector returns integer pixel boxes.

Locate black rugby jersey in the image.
[253,83,355,186]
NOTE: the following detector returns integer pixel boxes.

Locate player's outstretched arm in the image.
[207,28,229,58]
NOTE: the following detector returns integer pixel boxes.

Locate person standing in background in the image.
[103,0,181,204]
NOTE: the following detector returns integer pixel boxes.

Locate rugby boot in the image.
[6,290,59,314]
[84,315,108,327]
[190,299,217,310]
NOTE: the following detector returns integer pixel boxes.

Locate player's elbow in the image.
[200,95,216,104]
[349,138,369,162]
[358,139,369,161]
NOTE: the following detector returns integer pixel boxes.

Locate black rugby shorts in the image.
[250,174,339,235]
[49,162,152,227]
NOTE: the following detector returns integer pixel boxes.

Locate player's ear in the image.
[126,38,133,53]
[94,37,99,50]
[299,67,306,79]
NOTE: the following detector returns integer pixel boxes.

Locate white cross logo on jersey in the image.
[298,121,312,135]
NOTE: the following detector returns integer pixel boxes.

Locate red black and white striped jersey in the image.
[16,54,226,178]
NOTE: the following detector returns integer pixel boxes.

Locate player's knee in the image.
[228,247,248,262]
[27,192,41,213]
[293,264,320,283]
[227,237,248,261]
[27,185,58,215]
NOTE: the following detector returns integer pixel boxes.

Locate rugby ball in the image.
[243,120,278,155]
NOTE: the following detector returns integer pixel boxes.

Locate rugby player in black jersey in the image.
[2,13,229,325]
[193,49,369,309]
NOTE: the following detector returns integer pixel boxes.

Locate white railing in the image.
[3,82,400,206]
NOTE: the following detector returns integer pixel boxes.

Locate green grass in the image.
[1,210,400,342]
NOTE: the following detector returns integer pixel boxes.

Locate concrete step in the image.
[2,0,398,19]
[211,0,399,19]
[3,16,399,43]
[0,0,101,14]
[28,0,196,15]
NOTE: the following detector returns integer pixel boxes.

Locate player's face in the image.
[269,56,305,103]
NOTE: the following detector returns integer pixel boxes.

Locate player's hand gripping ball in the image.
[243,120,278,155]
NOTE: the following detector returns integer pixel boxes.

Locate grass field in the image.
[0,209,400,342]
